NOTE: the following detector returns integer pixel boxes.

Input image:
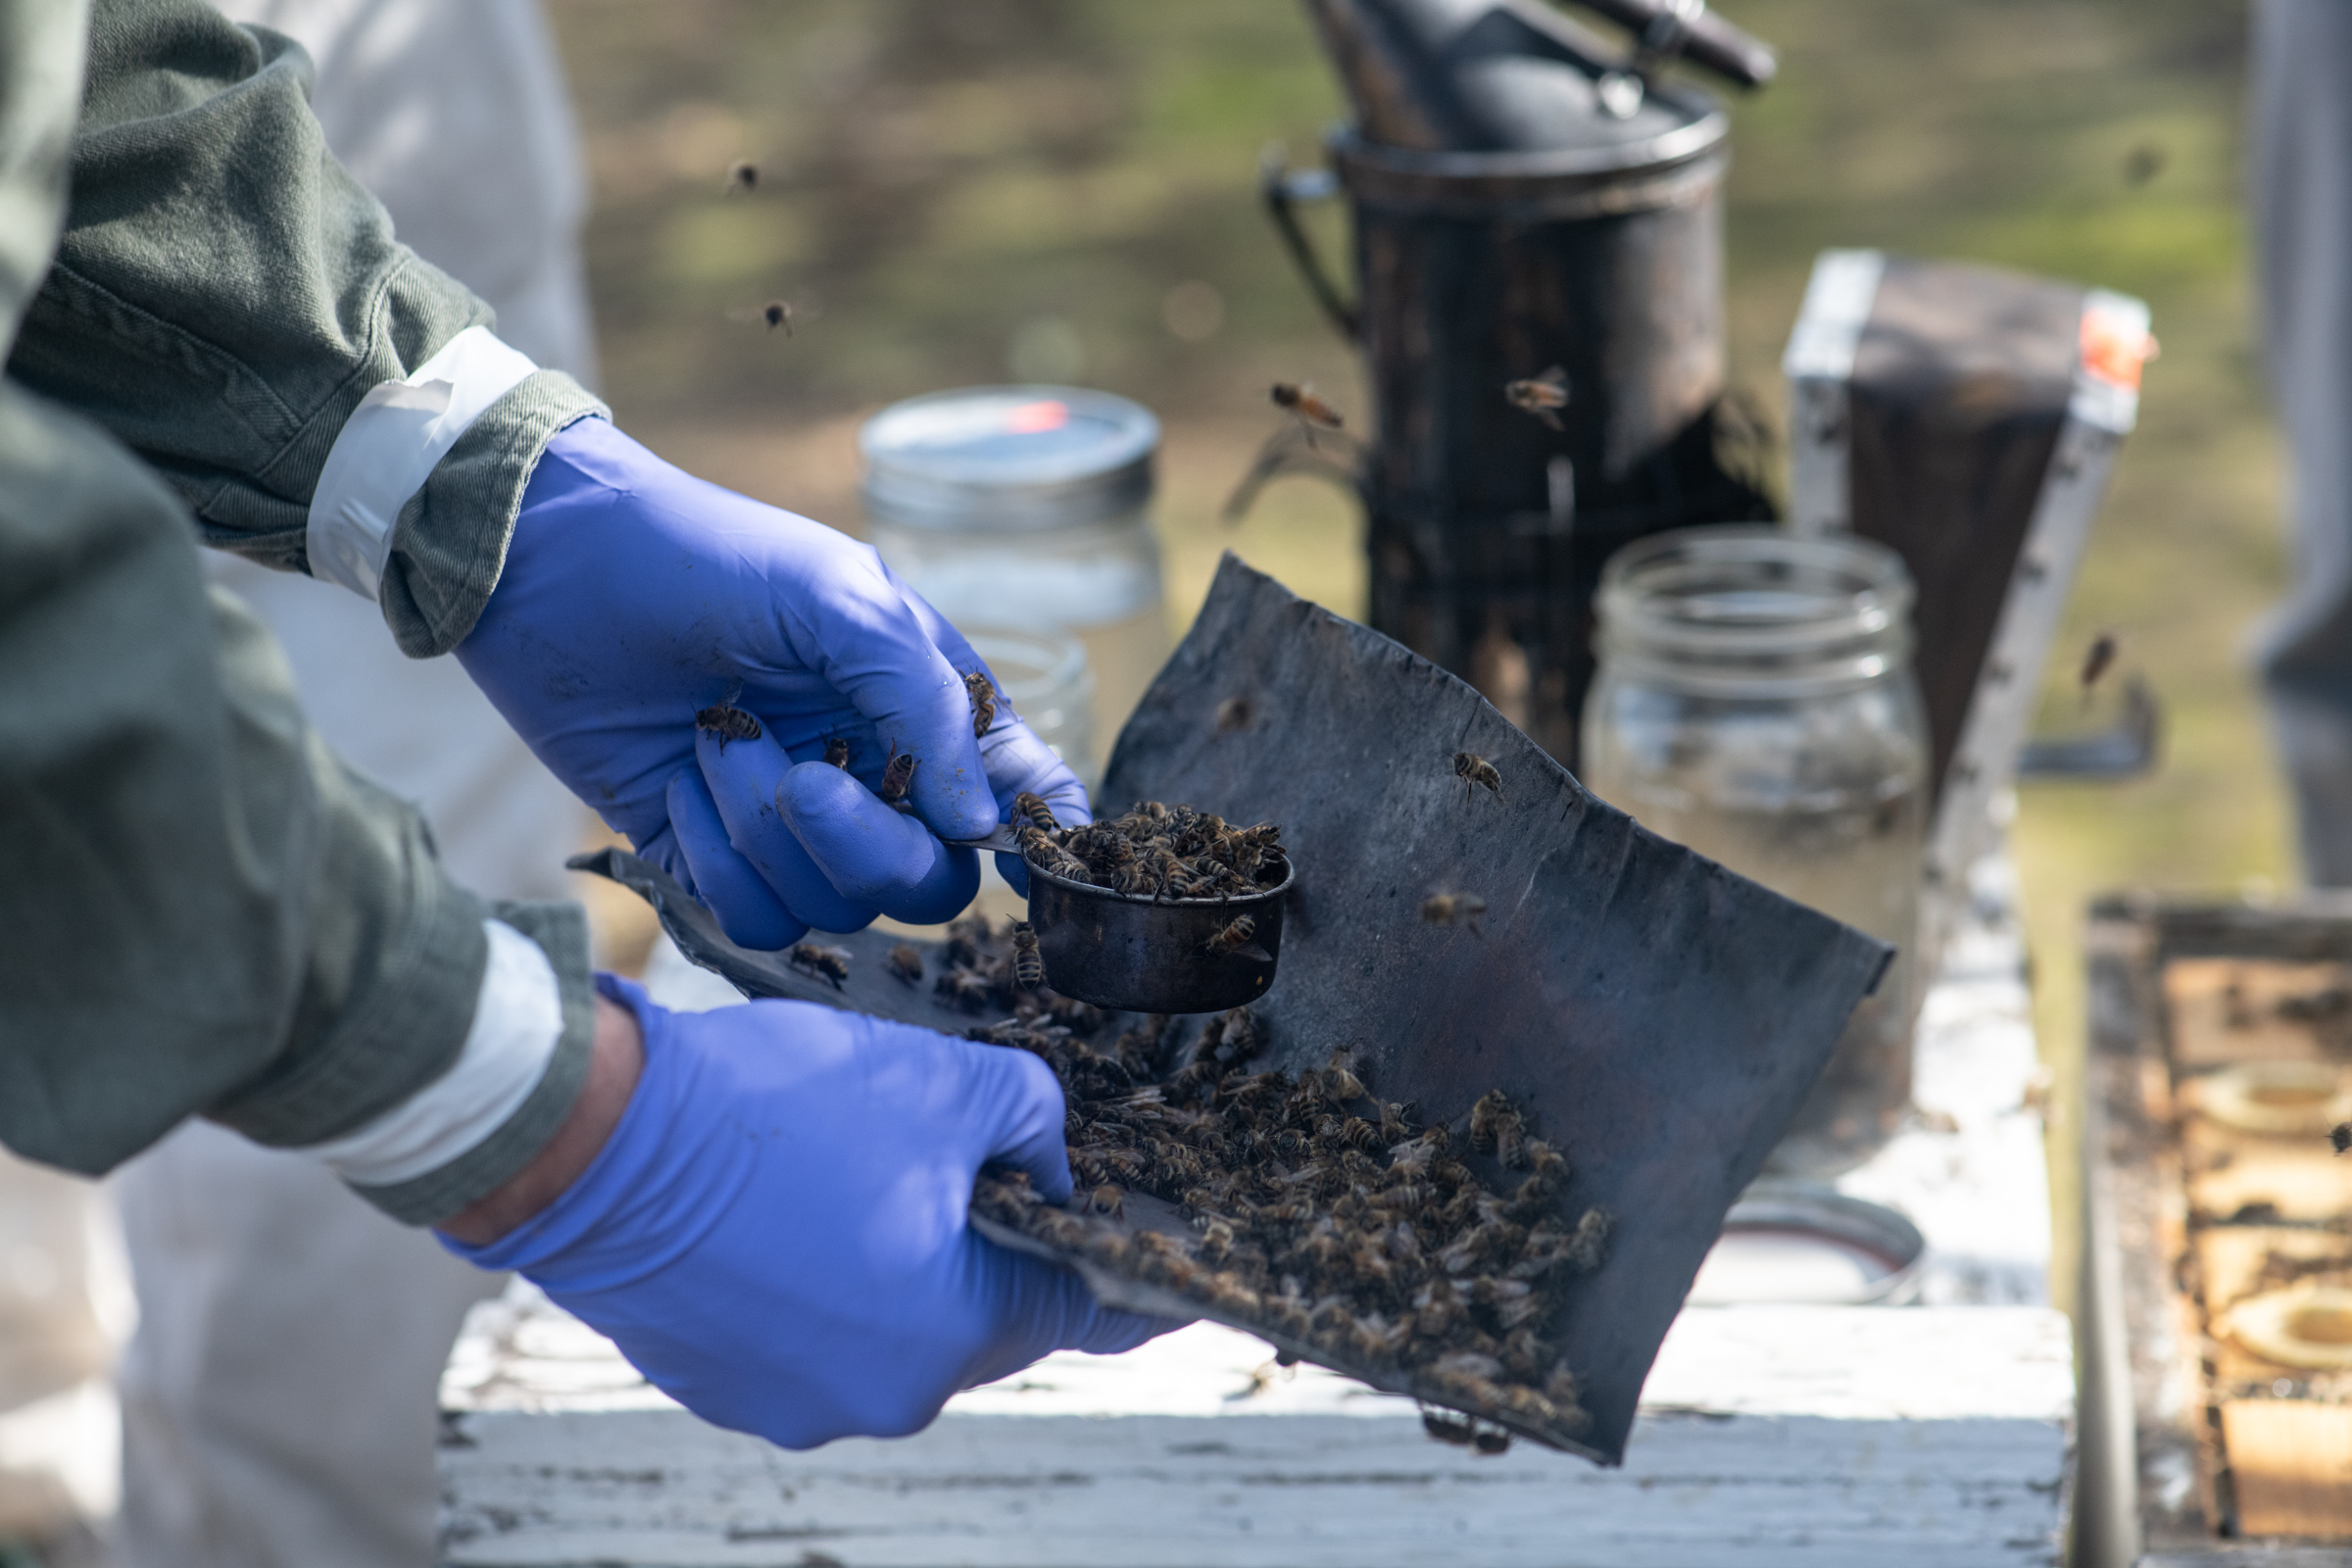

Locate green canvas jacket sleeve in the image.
[0,0,597,1226]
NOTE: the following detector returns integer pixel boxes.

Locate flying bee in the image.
[886,944,924,985]
[1503,365,1571,431]
[1204,914,1257,956]
[1012,790,1058,833]
[1090,1184,1125,1218]
[878,740,916,806]
[2335,1122,2352,1156]
[787,942,851,989]
[724,159,759,193]
[762,300,793,335]
[1269,380,1345,444]
[1453,751,1504,803]
[963,668,998,736]
[822,734,852,769]
[1421,892,1488,935]
[2080,631,2117,707]
[694,702,761,752]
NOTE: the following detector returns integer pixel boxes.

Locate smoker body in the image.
[1275,103,1772,766]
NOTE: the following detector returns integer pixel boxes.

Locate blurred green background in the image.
[548,0,2288,1312]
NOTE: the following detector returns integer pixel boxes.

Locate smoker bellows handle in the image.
[1259,148,1360,342]
[1566,0,1776,89]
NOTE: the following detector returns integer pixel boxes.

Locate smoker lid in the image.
[1303,0,1740,156]
[859,385,1159,533]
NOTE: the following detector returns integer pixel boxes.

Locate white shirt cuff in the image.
[294,919,564,1186]
[306,325,539,600]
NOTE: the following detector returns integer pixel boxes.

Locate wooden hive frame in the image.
[2080,898,2352,1564]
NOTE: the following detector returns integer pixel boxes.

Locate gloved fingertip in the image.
[666,767,808,951]
[777,763,982,923]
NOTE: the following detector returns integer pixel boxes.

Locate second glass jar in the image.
[1580,526,1930,1176]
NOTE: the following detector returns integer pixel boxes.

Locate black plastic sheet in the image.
[576,555,1888,1464]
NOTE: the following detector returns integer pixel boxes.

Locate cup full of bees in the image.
[1012,795,1294,1014]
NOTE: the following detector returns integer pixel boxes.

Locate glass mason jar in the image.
[963,627,1098,794]
[1580,527,1930,1176]
[861,386,1172,787]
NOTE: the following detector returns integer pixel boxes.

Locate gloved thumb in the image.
[964,1042,1076,1205]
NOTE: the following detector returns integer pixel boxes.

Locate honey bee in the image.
[1420,1406,1486,1449]
[724,159,758,193]
[1471,1426,1513,1455]
[762,300,793,335]
[1323,1050,1365,1101]
[1204,914,1257,956]
[886,944,924,985]
[2335,1122,2352,1156]
[787,942,851,989]
[822,735,852,769]
[1270,381,1345,432]
[1469,1089,1518,1154]
[963,669,998,736]
[2080,631,2117,696]
[1566,1207,1611,1271]
[1009,919,1044,989]
[1503,366,1570,431]
[1090,1184,1125,1218]
[1521,1139,1566,1180]
[1420,893,1488,934]
[1012,790,1058,833]
[1453,751,1503,803]
[694,702,761,752]
[878,740,916,806]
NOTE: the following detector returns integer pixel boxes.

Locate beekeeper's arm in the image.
[0,0,1162,1446]
[11,0,1090,951]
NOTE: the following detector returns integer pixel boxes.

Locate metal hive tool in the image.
[576,555,1888,1465]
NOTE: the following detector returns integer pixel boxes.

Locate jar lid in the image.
[859,385,1159,533]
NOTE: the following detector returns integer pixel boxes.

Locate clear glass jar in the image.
[862,386,1172,784]
[1580,527,1930,1176]
[964,627,1098,793]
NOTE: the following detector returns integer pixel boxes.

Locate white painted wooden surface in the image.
[440,858,2072,1567]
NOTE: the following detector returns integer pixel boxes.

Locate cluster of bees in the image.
[945,918,1604,1448]
[1016,798,1284,903]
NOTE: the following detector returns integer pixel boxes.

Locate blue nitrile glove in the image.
[456,417,1090,950]
[444,976,1178,1446]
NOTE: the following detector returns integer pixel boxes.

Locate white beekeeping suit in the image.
[110,3,598,1565]
[2250,0,2352,883]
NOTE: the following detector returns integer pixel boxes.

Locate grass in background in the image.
[550,0,2294,1313]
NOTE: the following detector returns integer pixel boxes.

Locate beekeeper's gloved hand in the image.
[456,416,1090,950]
[444,976,1176,1446]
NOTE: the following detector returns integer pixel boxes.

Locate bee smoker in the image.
[1263,0,1779,766]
